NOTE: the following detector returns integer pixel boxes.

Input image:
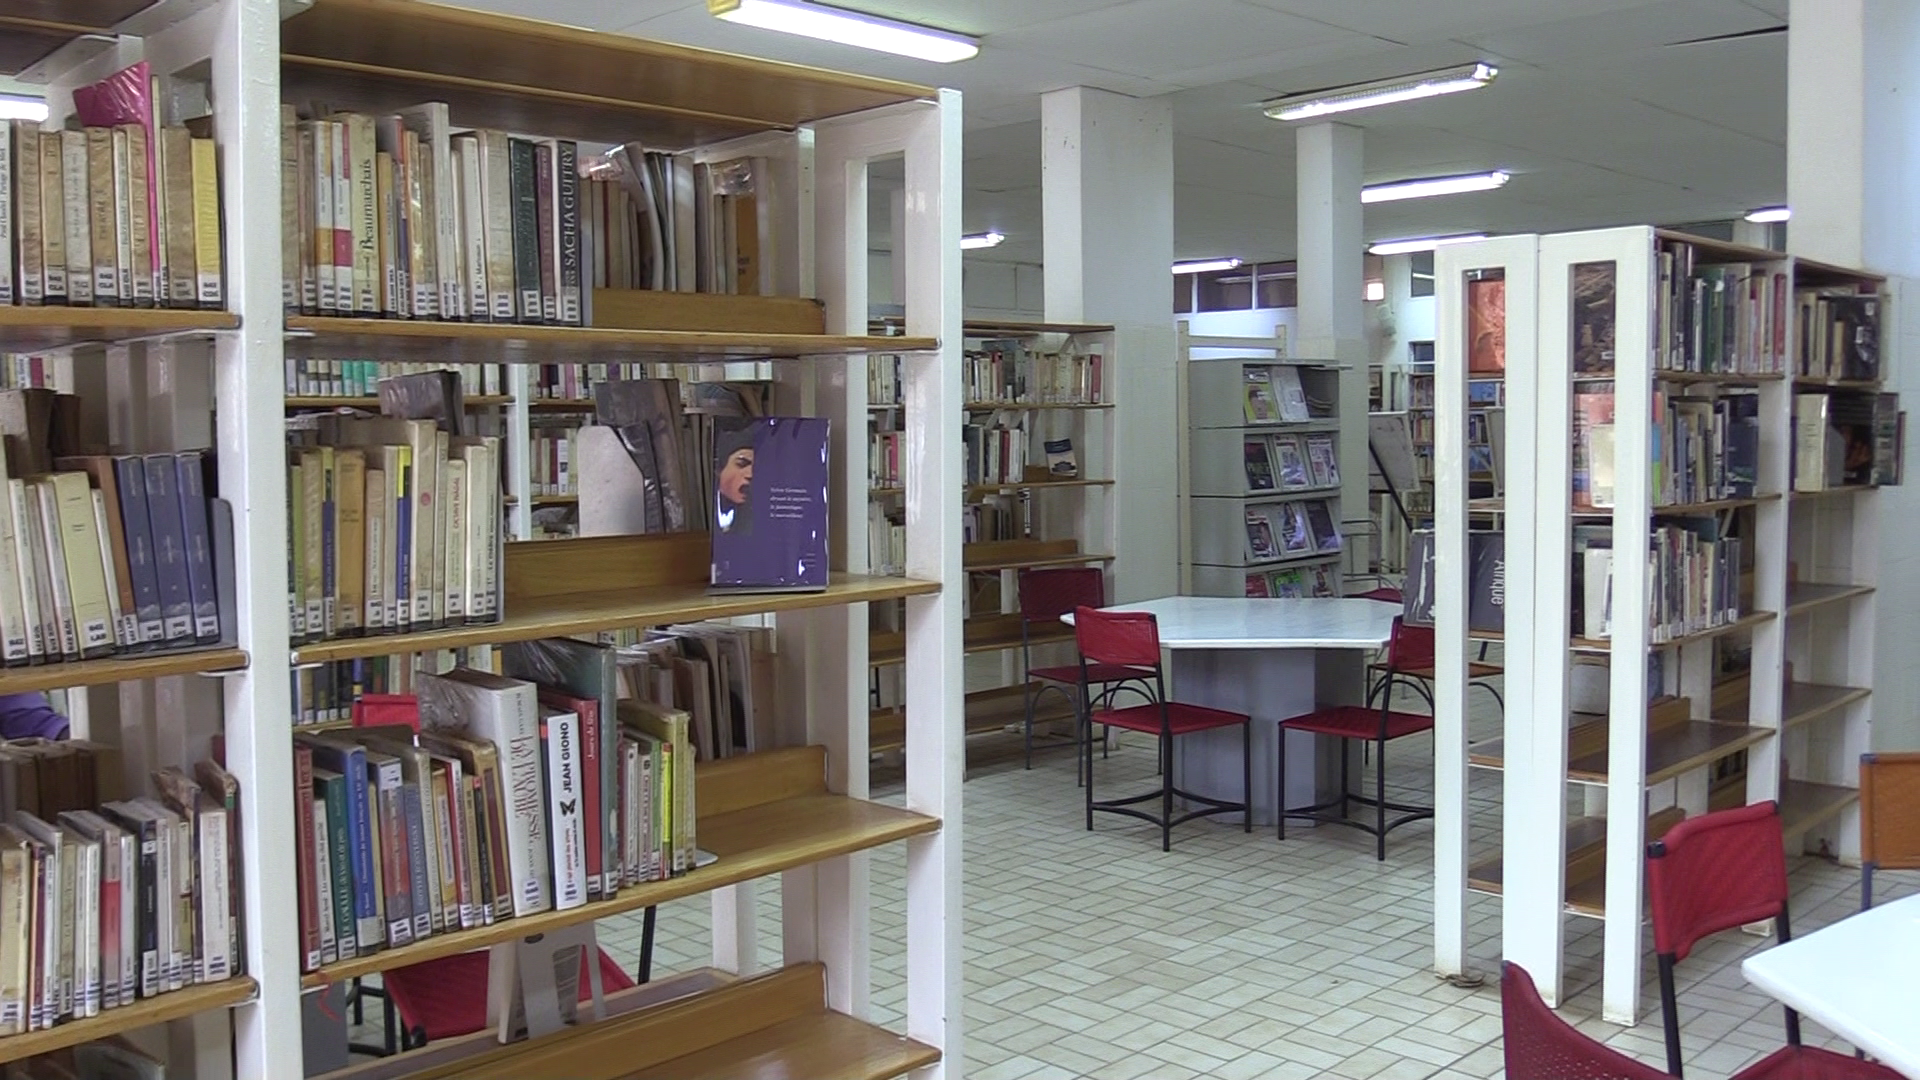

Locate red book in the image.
[351,694,419,731]
[293,746,320,972]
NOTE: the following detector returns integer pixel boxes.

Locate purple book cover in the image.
[710,417,829,592]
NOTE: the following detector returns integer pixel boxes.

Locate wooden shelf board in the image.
[531,493,579,506]
[1791,256,1886,286]
[962,401,1113,411]
[1780,779,1858,839]
[0,977,257,1065]
[285,395,513,409]
[0,647,248,695]
[1468,720,1770,786]
[292,573,938,664]
[963,320,1114,337]
[1571,610,1777,653]
[285,316,936,363]
[624,1010,940,1080]
[1781,683,1870,730]
[1785,583,1874,616]
[1793,377,1882,390]
[528,398,598,410]
[1654,370,1786,385]
[303,792,938,987]
[1466,817,1609,919]
[1791,485,1876,501]
[281,0,931,148]
[870,684,1079,753]
[964,553,1115,573]
[0,306,238,350]
[870,621,1074,668]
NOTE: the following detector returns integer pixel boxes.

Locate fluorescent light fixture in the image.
[0,96,46,123]
[1362,170,1509,204]
[1368,233,1488,256]
[1745,206,1790,223]
[708,0,979,62]
[960,231,1005,250]
[1264,62,1497,122]
[1172,258,1242,275]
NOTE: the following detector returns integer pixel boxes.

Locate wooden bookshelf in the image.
[0,647,248,695]
[0,0,154,77]
[1468,720,1771,787]
[0,306,239,351]
[870,615,1073,668]
[527,398,598,411]
[1567,609,1778,653]
[1780,779,1861,841]
[284,395,514,409]
[961,401,1115,412]
[1467,816,1610,919]
[1784,582,1875,615]
[303,747,938,987]
[0,977,258,1066]
[530,493,579,506]
[285,317,936,364]
[870,685,1077,755]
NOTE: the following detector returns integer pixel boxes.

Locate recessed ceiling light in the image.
[1745,206,1790,223]
[1172,258,1243,275]
[960,231,1005,250]
[1361,171,1509,204]
[708,0,979,63]
[1263,63,1498,122]
[0,95,46,122]
[1368,234,1489,256]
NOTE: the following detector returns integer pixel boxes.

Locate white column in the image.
[1042,86,1176,602]
[1787,0,1920,752]
[1295,123,1369,572]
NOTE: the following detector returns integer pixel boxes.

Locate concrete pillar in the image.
[1295,122,1370,573]
[1788,0,1920,751]
[1042,86,1177,602]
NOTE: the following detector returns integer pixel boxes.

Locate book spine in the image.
[336,751,380,949]
[443,458,466,622]
[306,122,334,312]
[534,140,557,323]
[428,432,447,627]
[557,141,581,325]
[14,124,40,304]
[393,449,412,632]
[0,840,24,1033]
[112,458,163,645]
[94,834,118,1009]
[454,137,487,320]
[372,761,411,946]
[400,781,432,941]
[317,772,357,957]
[189,137,222,308]
[578,701,603,899]
[469,774,496,924]
[481,132,515,321]
[311,795,336,965]
[33,484,79,659]
[544,710,587,911]
[162,127,196,306]
[413,762,444,934]
[375,150,397,316]
[336,451,365,635]
[49,474,113,658]
[280,105,300,310]
[0,120,12,306]
[62,131,93,305]
[111,127,133,306]
[38,133,65,303]
[131,816,158,997]
[509,138,541,322]
[88,489,129,649]
[0,472,24,664]
[293,747,321,972]
[296,124,315,312]
[198,804,231,981]
[364,465,386,633]
[407,133,435,318]
[124,125,152,307]
[429,768,458,929]
[174,453,221,642]
[349,115,377,315]
[328,120,353,315]
[87,128,119,304]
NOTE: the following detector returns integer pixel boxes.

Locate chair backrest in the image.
[1862,752,1920,871]
[1385,616,1435,672]
[1646,801,1789,963]
[1354,586,1404,604]
[1501,962,1670,1080]
[1071,606,1161,668]
[1018,567,1106,623]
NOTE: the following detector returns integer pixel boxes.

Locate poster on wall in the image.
[1466,273,1506,373]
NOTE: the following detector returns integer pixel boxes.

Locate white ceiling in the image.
[455,0,1791,265]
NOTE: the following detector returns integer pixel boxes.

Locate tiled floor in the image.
[586,700,1906,1080]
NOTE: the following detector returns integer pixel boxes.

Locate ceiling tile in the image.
[993,0,1359,83]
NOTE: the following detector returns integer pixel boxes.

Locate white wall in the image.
[868,249,1045,322]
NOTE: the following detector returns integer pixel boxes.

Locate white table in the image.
[1741,893,1920,1077]
[1065,596,1399,826]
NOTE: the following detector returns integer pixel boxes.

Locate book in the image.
[1245,509,1279,561]
[1572,261,1618,374]
[1271,367,1310,423]
[538,705,588,912]
[39,130,66,303]
[709,417,830,592]
[1273,435,1311,490]
[1571,383,1616,510]
[1242,367,1277,423]
[1278,502,1313,555]
[1304,434,1339,489]
[1304,500,1341,553]
[1243,438,1275,491]
[1043,437,1077,479]
[1467,274,1506,372]
[509,138,542,322]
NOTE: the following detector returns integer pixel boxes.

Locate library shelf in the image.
[0,647,249,695]
[1780,683,1871,730]
[1793,377,1882,390]
[871,479,1114,499]
[0,306,239,351]
[284,317,937,364]
[284,395,514,409]
[1784,582,1875,616]
[292,573,939,665]
[302,748,939,988]
[870,616,1075,668]
[1467,721,1771,787]
[1465,817,1609,919]
[1780,779,1860,841]
[960,401,1114,411]
[1652,370,1786,386]
[530,493,579,506]
[963,552,1115,574]
[870,685,1077,754]
[1569,609,1777,653]
[0,977,259,1067]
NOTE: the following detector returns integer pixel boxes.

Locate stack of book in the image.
[1794,390,1904,491]
[0,437,233,667]
[0,749,244,1034]
[616,625,778,760]
[291,640,698,974]
[868,504,905,577]
[0,359,57,392]
[1654,241,1789,376]
[1242,432,1339,493]
[961,341,1103,405]
[2,62,225,311]
[284,414,504,643]
[287,361,504,401]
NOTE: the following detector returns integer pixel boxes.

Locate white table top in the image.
[1741,893,1920,1077]
[1062,595,1398,650]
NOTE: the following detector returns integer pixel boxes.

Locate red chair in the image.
[1353,586,1503,712]
[1072,606,1250,852]
[1645,802,1903,1080]
[1502,961,1670,1080]
[1018,568,1155,778]
[380,947,637,1052]
[1276,616,1436,860]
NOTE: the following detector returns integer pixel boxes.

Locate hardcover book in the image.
[1278,502,1314,555]
[710,417,830,593]
[1242,367,1277,423]
[1243,438,1275,491]
[1305,500,1341,553]
[1304,434,1339,489]
[1043,437,1077,479]
[1273,435,1311,490]
[1245,509,1279,561]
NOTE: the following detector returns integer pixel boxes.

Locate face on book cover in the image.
[718,444,754,533]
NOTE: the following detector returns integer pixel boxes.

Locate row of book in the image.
[1241,366,1315,425]
[1792,390,1904,491]
[868,503,904,577]
[963,418,1030,487]
[960,498,1025,545]
[0,441,231,667]
[285,414,504,642]
[2,62,224,310]
[531,363,664,404]
[1573,522,1745,643]
[286,361,506,401]
[959,343,1104,406]
[529,425,580,498]
[1242,564,1339,599]
[1655,391,1760,505]
[0,356,55,392]
[1243,432,1340,493]
[294,646,697,974]
[1244,499,1341,563]
[0,744,243,1037]
[1795,289,1879,382]
[1654,243,1789,375]
[871,427,904,489]
[290,648,496,729]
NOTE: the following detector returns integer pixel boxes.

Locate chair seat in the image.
[1092,700,1247,736]
[385,948,636,1042]
[1280,704,1436,741]
[1370,661,1503,680]
[1029,662,1153,686]
[1732,1046,1906,1080]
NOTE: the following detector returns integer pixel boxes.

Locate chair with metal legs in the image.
[1017,567,1156,779]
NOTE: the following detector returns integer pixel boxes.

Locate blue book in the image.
[142,455,193,644]
[173,452,220,642]
[301,737,381,949]
[709,417,830,592]
[112,457,165,645]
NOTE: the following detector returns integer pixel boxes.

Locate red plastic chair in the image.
[1276,616,1436,860]
[1018,568,1155,778]
[1502,961,1670,1080]
[1072,606,1250,852]
[1354,586,1503,712]
[1646,802,1903,1080]
[381,947,637,1052]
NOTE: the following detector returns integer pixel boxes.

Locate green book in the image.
[313,769,358,959]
